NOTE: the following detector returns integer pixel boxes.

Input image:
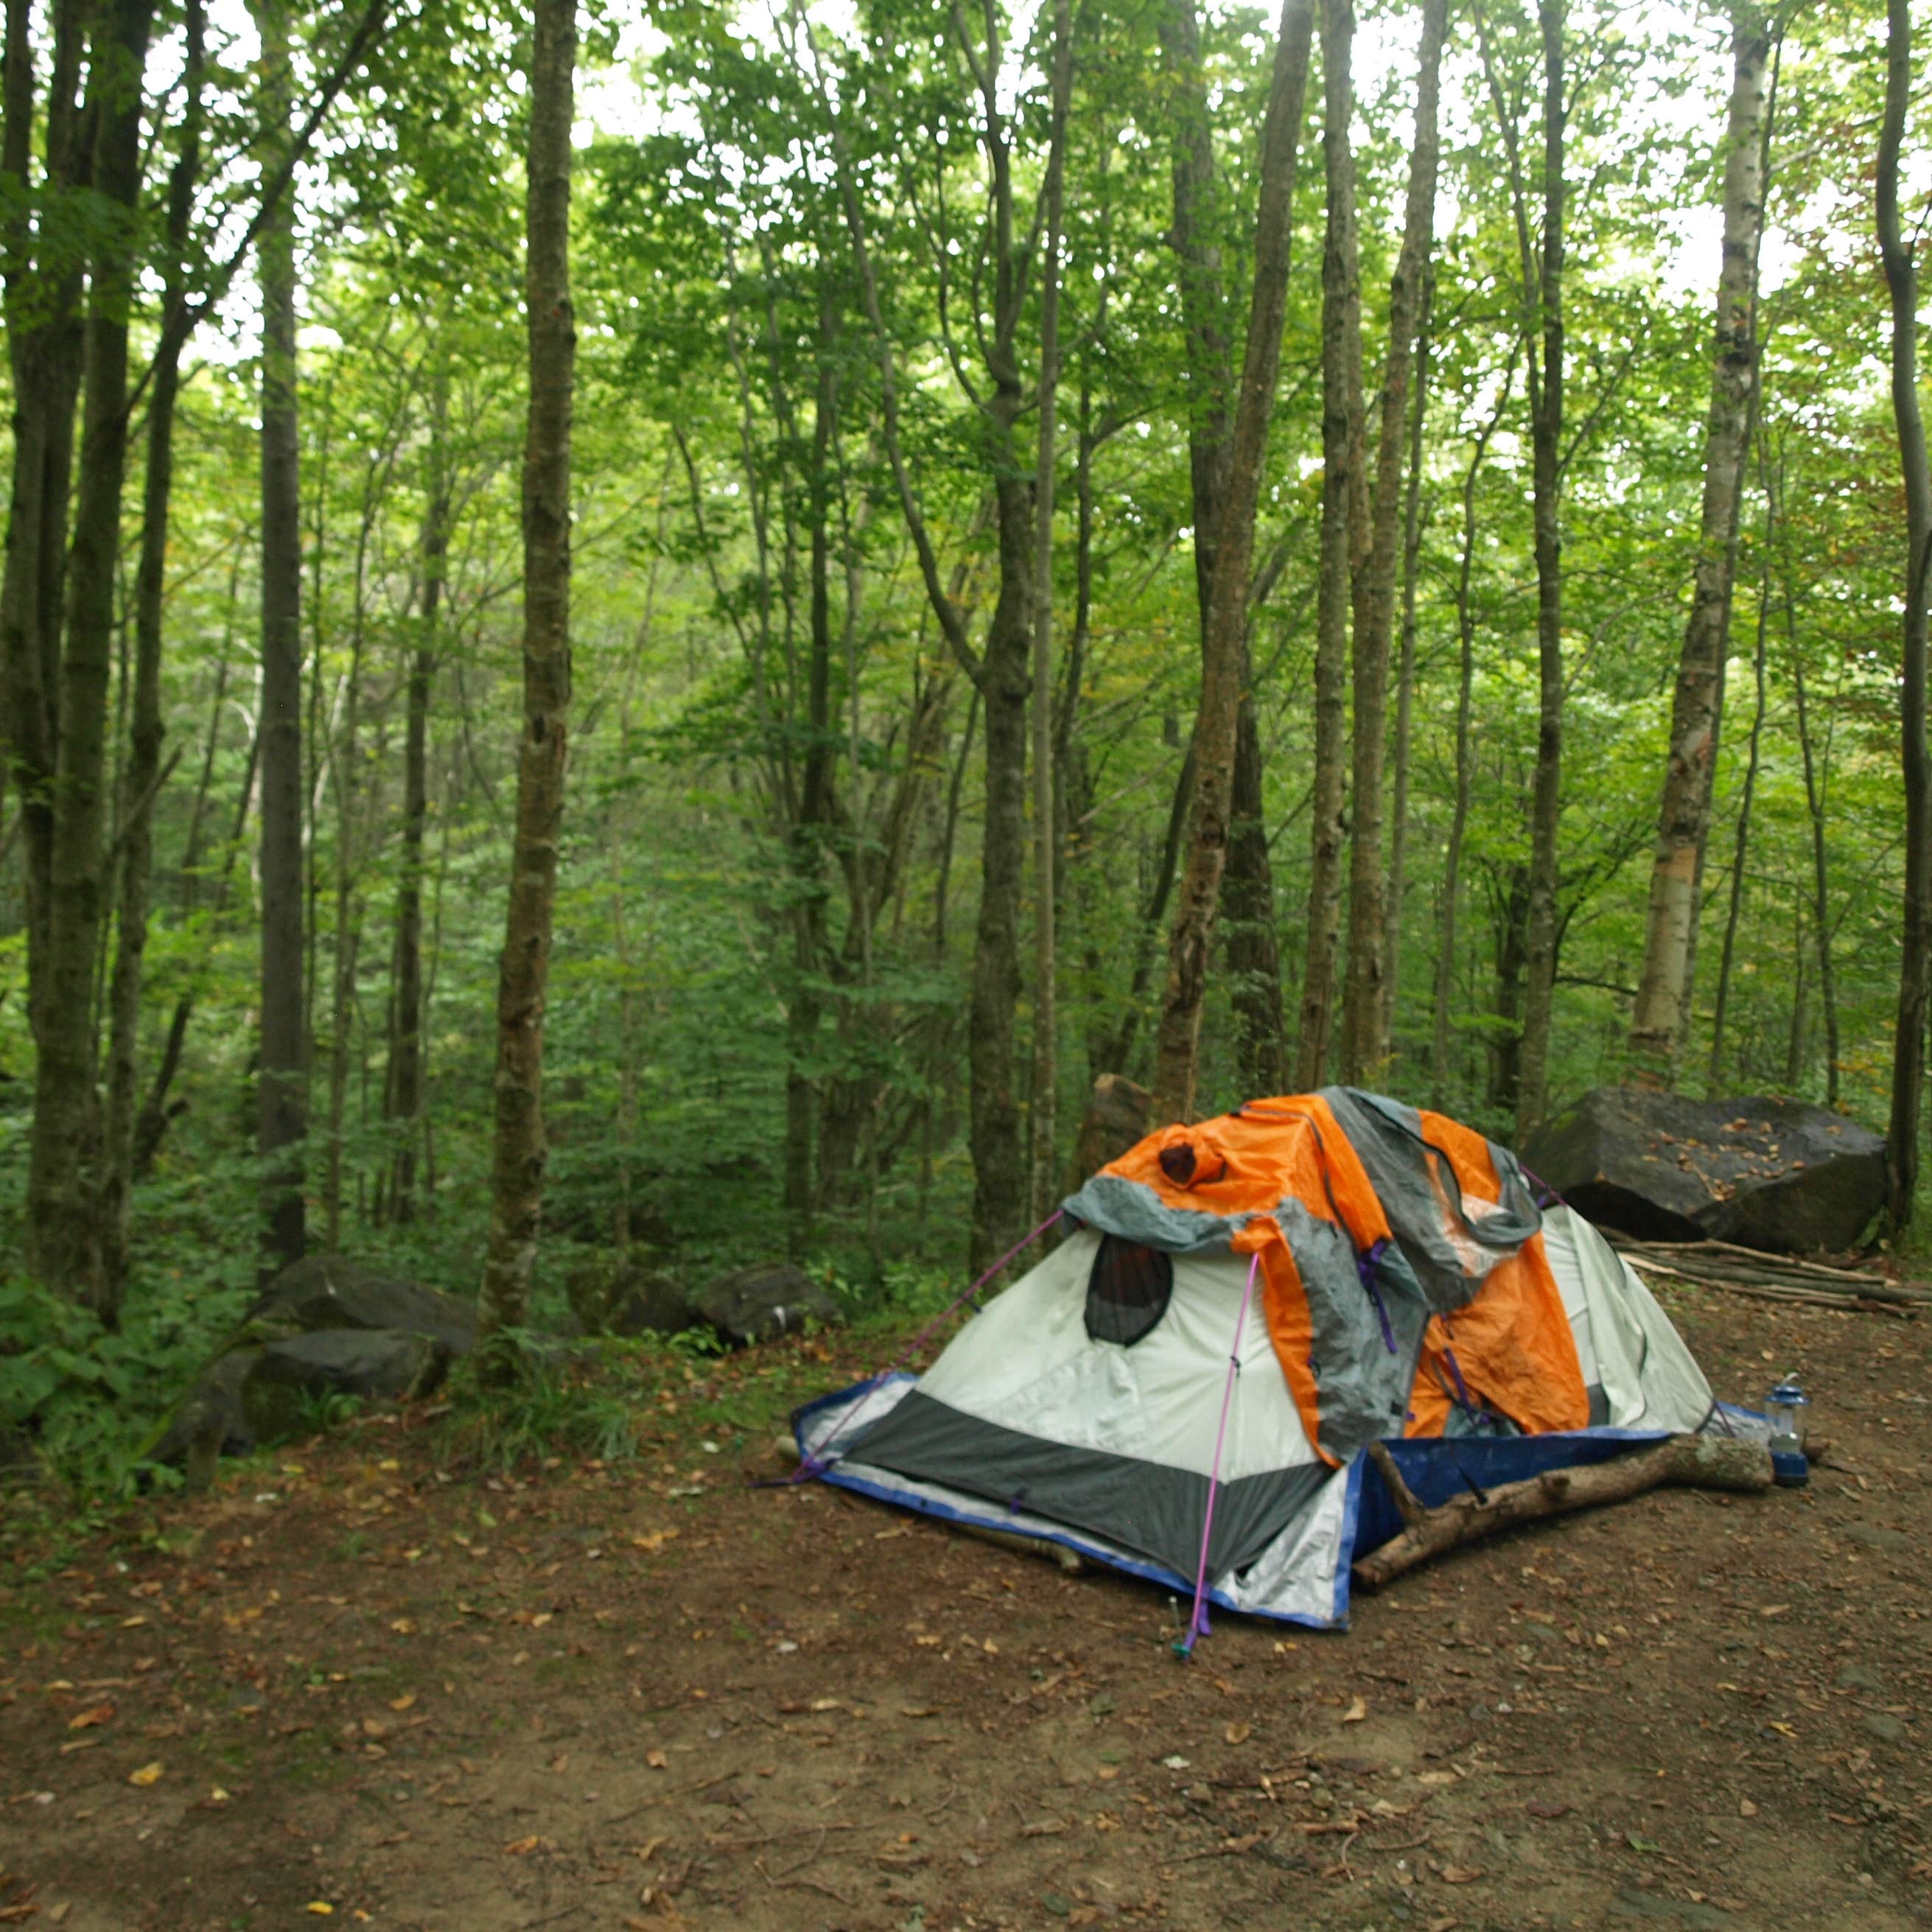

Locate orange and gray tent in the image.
[794,1089,1723,1631]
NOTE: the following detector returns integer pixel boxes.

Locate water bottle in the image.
[1766,1378,1810,1488]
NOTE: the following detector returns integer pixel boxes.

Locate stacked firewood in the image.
[1607,1235,1931,1315]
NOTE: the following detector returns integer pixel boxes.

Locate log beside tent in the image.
[1352,1435,1774,1590]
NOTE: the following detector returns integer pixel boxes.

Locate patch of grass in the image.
[438,1340,643,1471]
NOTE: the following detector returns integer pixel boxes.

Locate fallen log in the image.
[1352,1435,1773,1590]
[1619,1234,1897,1287]
[1618,1253,1917,1317]
[1610,1238,1931,1310]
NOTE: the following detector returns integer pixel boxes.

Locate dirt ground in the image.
[3,1278,1929,1932]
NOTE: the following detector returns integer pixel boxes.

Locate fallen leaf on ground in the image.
[503,1836,543,1855]
[1225,1722,1251,1745]
[645,1749,668,1769]
[304,1907,335,1918]
[127,1761,164,1787]
[1342,1698,1367,1723]
[388,1693,416,1712]
[1438,1866,1484,1884]
[66,1704,113,1731]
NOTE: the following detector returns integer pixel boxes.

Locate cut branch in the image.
[1353,1433,1773,1590]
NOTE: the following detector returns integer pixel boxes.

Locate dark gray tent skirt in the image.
[847,1390,1329,1583]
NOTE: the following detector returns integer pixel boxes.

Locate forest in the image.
[1,0,1929,1480]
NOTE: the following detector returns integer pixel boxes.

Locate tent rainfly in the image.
[794,1088,1739,1635]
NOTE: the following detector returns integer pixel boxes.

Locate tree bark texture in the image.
[0,0,90,1046]
[101,0,204,1314]
[255,0,308,1274]
[1707,491,1771,1094]
[1150,0,1315,1122]
[1151,0,1275,1097]
[382,366,448,1226]
[1158,0,1285,1101]
[1788,578,1841,1105]
[970,468,1034,1261]
[1339,0,1446,1085]
[1879,0,1931,1236]
[1030,0,1072,1218]
[1431,362,1512,1105]
[1628,6,1770,1078]
[1295,0,1361,1093]
[1383,270,1432,1053]
[1513,0,1567,1142]
[478,0,575,1360]
[785,335,837,1253]
[25,0,157,1300]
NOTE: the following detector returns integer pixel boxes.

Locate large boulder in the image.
[694,1261,841,1345]
[248,1254,477,1357]
[149,1346,262,1482]
[1066,1074,1152,1193]
[567,1255,699,1338]
[1521,1088,1886,1253]
[240,1329,452,1445]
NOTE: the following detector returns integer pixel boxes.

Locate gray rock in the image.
[694,1261,842,1345]
[567,1257,699,1338]
[1861,1712,1907,1743]
[241,1329,451,1444]
[1521,1088,1886,1253]
[1835,1665,1885,1693]
[248,1254,477,1357]
[148,1346,261,1480]
[1066,1074,1151,1193]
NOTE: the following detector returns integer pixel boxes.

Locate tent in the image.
[794,1088,1730,1632]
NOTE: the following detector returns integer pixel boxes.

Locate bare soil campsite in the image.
[4,1280,1928,1932]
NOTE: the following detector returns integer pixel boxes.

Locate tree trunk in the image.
[1030,0,1072,1217]
[969,469,1033,1261]
[1431,361,1514,1106]
[382,362,449,1226]
[255,0,307,1275]
[1628,5,1771,1079]
[1294,0,1360,1093]
[781,312,837,1253]
[0,0,90,1057]
[1488,861,1528,1117]
[1150,0,1315,1121]
[1339,0,1446,1084]
[100,0,205,1315]
[325,461,383,1252]
[1383,268,1433,1056]
[477,0,575,1365]
[1788,576,1841,1106]
[1878,0,1931,1236]
[1160,0,1286,1099]
[1513,0,1567,1142]
[1707,488,1771,1094]
[24,0,157,1301]
[824,15,1040,1269]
